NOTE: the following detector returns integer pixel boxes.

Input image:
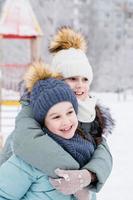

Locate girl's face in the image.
[45,102,78,139]
[64,76,89,101]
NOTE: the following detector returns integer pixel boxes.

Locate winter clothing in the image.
[0,63,98,199]
[0,104,96,200]
[51,48,93,85]
[49,27,93,85]
[0,100,113,200]
[29,69,96,168]
[11,101,114,193]
[30,78,78,125]
[77,96,97,123]
[0,63,114,200]
[0,79,95,199]
[45,127,96,168]
[50,168,92,196]
[0,154,76,200]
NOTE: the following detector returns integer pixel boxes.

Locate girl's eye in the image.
[83,78,89,82]
[67,110,74,115]
[68,77,76,81]
[71,78,76,81]
[52,115,60,119]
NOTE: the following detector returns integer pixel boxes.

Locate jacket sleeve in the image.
[0,155,35,200]
[13,102,79,177]
[82,138,113,192]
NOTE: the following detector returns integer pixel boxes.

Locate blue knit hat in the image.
[30,78,78,125]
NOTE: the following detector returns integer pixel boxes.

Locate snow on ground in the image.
[0,92,133,200]
[97,93,133,200]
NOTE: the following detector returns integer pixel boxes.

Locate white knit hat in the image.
[49,27,93,85]
[51,48,93,85]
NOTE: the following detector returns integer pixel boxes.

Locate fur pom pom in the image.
[24,61,62,92]
[49,27,87,53]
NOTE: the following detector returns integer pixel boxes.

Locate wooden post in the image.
[30,37,41,62]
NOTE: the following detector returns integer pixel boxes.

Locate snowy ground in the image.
[0,92,133,200]
[97,93,133,200]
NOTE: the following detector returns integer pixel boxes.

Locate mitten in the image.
[49,168,91,195]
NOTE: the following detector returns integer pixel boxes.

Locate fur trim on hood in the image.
[96,103,115,140]
[24,61,63,92]
[49,26,87,53]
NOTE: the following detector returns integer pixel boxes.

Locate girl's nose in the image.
[76,80,82,88]
[62,117,70,126]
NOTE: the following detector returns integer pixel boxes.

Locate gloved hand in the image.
[49,168,92,195]
[75,188,90,200]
